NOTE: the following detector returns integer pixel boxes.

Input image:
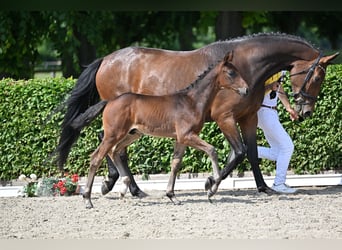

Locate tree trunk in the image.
[178,13,198,50]
[61,52,76,78]
[61,28,97,78]
[215,12,245,41]
[75,29,97,71]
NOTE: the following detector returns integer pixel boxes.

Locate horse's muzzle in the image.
[295,104,313,122]
[303,110,312,118]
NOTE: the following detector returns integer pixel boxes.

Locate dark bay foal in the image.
[81,51,248,208]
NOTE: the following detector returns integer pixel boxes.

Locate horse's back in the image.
[96,46,211,100]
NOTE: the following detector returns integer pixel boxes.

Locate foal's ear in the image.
[224,51,234,63]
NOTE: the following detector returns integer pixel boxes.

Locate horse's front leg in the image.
[239,115,273,194]
[166,142,186,205]
[214,117,247,181]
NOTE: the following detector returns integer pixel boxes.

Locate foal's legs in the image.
[166,142,186,205]
[83,138,116,209]
[180,132,222,200]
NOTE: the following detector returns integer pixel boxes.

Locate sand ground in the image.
[1,185,341,239]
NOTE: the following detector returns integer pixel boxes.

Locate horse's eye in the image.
[226,69,236,78]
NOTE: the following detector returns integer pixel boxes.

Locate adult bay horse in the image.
[54,33,339,200]
[75,51,248,208]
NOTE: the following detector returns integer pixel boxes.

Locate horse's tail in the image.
[55,58,103,171]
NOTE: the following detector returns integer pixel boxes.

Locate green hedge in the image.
[0,65,341,180]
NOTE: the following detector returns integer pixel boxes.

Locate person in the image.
[257,71,299,194]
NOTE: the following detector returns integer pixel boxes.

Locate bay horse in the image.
[76,51,248,208]
[54,33,339,202]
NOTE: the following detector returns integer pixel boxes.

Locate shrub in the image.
[0,65,341,181]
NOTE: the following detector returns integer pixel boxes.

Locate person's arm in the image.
[278,85,299,121]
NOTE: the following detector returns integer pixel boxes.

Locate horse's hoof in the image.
[133,190,148,198]
[167,193,182,205]
[101,181,111,195]
[84,200,94,209]
[258,186,274,195]
[205,176,215,191]
[170,197,182,205]
[207,189,215,198]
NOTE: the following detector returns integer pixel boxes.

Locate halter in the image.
[219,85,248,96]
[288,52,324,104]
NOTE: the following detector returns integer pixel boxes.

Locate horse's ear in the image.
[321,52,339,65]
[224,50,234,63]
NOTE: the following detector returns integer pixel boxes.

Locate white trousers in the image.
[257,107,294,185]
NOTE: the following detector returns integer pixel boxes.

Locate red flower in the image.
[48,174,79,196]
[60,186,67,195]
[56,180,64,189]
[71,174,79,183]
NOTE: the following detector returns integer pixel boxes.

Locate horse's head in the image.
[218,51,249,97]
[289,52,339,119]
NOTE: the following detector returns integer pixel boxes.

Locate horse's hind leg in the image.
[99,131,147,198]
[109,132,148,198]
[166,142,186,205]
[120,148,148,198]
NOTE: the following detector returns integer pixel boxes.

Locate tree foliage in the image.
[0,12,47,79]
[1,11,341,79]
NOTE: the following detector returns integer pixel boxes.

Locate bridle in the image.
[287,52,325,104]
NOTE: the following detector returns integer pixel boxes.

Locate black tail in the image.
[54,58,103,171]
[70,100,108,130]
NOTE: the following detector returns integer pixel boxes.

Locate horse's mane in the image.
[210,32,317,50]
[177,63,217,93]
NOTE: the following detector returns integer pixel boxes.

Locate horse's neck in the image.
[185,70,218,111]
[206,36,319,87]
[234,42,317,88]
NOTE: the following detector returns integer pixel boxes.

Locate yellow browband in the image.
[265,71,282,85]
[264,71,282,95]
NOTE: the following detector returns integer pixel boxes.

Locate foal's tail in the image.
[70,100,108,131]
[54,58,103,171]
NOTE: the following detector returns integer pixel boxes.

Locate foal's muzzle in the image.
[237,87,249,96]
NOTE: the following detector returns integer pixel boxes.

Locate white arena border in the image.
[1,173,341,197]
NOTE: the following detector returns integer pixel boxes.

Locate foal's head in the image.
[216,51,249,97]
[289,52,339,119]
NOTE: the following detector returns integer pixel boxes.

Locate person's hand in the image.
[287,107,299,121]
